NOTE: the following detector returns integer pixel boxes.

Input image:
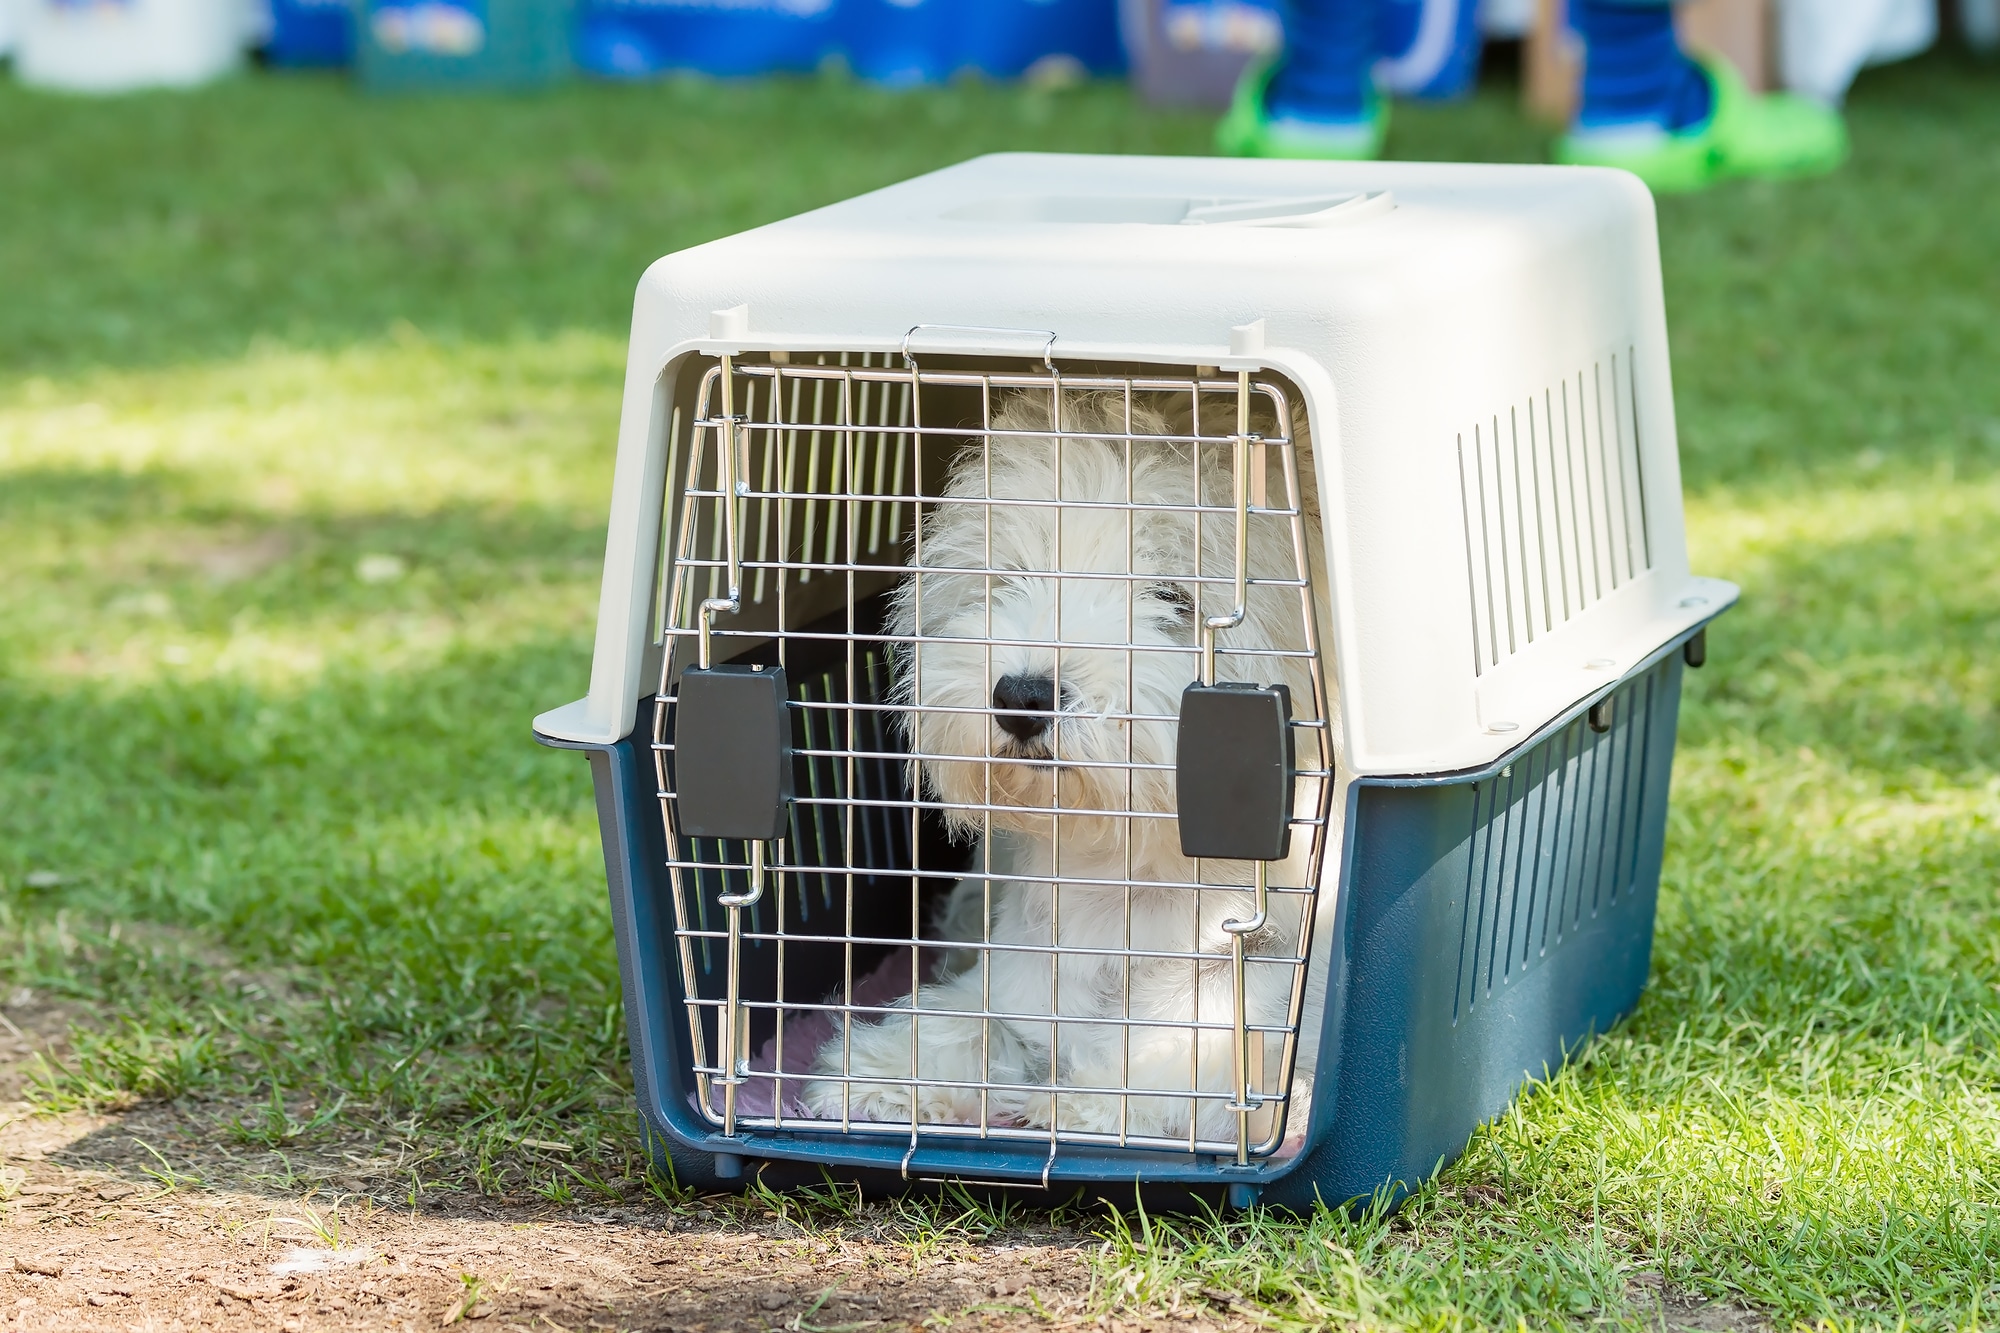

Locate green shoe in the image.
[1554,55,1847,193]
[1554,119,1721,193]
[1700,55,1848,181]
[1216,57,1388,160]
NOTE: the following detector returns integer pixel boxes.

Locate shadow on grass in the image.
[1,460,603,671]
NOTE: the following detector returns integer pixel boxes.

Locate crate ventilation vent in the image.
[1453,658,1670,1022]
[1458,351,1653,675]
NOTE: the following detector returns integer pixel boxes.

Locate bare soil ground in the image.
[0,1000,1177,1333]
[2,1107,1116,1333]
[0,1002,1766,1332]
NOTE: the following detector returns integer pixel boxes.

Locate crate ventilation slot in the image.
[1457,351,1654,675]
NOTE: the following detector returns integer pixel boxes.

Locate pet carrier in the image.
[14,0,244,93]
[535,153,1734,1210]
[573,0,835,80]
[265,0,356,67]
[356,0,570,90]
[1120,0,1283,108]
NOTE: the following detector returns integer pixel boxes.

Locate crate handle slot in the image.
[900,323,1058,367]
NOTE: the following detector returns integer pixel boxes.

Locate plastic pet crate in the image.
[573,0,834,79]
[265,0,355,65]
[357,0,570,90]
[1119,0,1282,108]
[535,154,1735,1209]
[839,0,1122,86]
[13,0,244,92]
[959,0,1125,80]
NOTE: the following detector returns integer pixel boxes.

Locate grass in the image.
[3,46,2000,1331]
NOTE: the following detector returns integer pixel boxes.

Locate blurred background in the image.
[2,0,1999,1324]
[0,0,1990,105]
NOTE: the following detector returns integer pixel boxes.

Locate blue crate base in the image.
[542,632,1698,1211]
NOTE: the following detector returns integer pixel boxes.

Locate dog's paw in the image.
[1271,1072,1313,1155]
[1052,1092,1127,1136]
[1283,1071,1312,1125]
[799,1077,855,1123]
[800,1077,980,1126]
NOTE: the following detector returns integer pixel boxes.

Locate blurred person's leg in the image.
[1555,0,1847,191]
[1218,0,1388,159]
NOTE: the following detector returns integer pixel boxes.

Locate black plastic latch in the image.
[1176,682,1295,861]
[672,664,793,841]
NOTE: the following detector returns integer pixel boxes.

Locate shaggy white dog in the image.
[802,388,1328,1149]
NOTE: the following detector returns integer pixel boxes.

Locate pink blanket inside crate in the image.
[694,953,1312,1156]
[722,951,926,1121]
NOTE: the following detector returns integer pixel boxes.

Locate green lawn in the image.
[3,51,1999,1330]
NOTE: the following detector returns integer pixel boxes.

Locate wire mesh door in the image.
[652,350,1334,1164]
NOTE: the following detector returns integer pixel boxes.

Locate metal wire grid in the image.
[650,351,1333,1161]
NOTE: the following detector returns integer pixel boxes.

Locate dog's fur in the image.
[802,388,1329,1146]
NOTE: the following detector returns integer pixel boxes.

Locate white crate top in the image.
[539,153,1735,777]
[644,153,1645,364]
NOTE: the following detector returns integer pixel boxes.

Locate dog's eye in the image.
[1150,582,1196,619]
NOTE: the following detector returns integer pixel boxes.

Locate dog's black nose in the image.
[992,674,1058,741]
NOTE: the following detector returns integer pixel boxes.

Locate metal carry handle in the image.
[901,323,1059,369]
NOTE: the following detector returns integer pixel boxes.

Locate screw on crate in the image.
[1172,365,1297,1168]
[675,350,795,1138]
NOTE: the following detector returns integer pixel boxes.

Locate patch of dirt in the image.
[0,1008,1768,1333]
[1625,1275,1771,1332]
[0,994,77,1107]
[2,1100,1149,1333]
[0,1016,1232,1333]
[0,1174,1109,1333]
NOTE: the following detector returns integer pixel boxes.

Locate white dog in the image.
[803,388,1329,1150]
